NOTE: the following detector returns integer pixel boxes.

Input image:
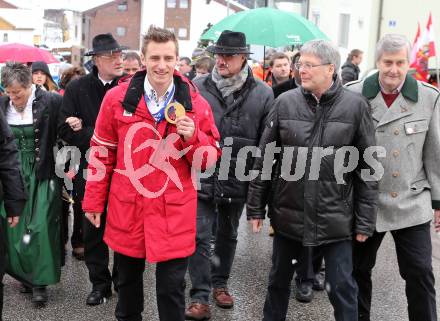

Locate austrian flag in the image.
[410,13,436,82]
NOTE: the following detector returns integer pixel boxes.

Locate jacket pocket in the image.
[410,179,431,194]
[404,120,428,135]
[164,191,196,236]
[107,190,136,233]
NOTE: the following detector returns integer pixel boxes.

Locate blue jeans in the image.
[188,199,244,304]
[263,235,358,321]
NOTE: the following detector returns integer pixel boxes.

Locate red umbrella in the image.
[0,43,59,64]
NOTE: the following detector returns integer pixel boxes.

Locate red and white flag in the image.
[411,13,436,82]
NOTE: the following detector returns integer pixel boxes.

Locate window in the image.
[116,27,126,37]
[178,28,187,39]
[118,2,128,11]
[311,11,320,27]
[3,33,7,42]
[180,0,188,8]
[167,0,176,8]
[338,13,350,48]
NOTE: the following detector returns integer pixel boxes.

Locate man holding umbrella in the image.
[185,30,273,320]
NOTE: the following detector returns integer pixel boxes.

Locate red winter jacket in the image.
[82,70,221,262]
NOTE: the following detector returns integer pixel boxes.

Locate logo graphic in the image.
[114,122,192,198]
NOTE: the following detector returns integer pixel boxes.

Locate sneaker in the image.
[212,288,234,309]
[185,302,211,320]
[295,281,313,303]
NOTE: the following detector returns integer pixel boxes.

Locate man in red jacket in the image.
[82,26,221,321]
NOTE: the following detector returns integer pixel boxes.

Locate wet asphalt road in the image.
[3,214,440,321]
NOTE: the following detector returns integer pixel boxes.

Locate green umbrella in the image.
[201,7,328,47]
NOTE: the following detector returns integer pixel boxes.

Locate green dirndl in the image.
[0,124,61,286]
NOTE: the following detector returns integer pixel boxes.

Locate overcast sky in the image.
[7,0,113,11]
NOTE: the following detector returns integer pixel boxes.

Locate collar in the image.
[379,78,404,94]
[98,73,113,86]
[143,75,174,103]
[7,85,36,125]
[362,72,418,102]
[122,69,193,114]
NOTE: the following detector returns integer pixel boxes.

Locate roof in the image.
[0,8,39,29]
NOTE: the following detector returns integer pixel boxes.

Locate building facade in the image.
[82,0,142,52]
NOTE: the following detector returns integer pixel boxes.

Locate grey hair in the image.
[375,34,411,62]
[300,39,341,71]
[1,62,32,88]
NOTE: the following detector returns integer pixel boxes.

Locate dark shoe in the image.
[312,272,325,291]
[185,302,211,320]
[72,247,85,261]
[86,289,112,306]
[212,288,234,309]
[32,286,48,304]
[295,282,313,303]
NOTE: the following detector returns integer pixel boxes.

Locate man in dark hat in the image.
[58,33,127,306]
[185,30,274,320]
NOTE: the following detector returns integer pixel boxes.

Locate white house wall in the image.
[308,0,378,75]
[180,0,240,58]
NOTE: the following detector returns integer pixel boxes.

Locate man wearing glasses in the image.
[247,39,378,321]
[185,30,273,320]
[58,33,127,306]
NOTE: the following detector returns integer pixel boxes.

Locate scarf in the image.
[211,65,249,98]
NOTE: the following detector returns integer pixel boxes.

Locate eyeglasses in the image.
[294,62,332,70]
[97,52,123,60]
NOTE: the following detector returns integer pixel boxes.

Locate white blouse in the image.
[6,85,36,125]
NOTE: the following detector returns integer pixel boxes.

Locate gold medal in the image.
[164,102,186,124]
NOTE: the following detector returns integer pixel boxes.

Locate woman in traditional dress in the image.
[0,62,62,305]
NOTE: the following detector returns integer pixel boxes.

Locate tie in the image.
[104,83,111,91]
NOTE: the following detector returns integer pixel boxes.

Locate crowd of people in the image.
[0,25,439,321]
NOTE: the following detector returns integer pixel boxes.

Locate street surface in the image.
[3,215,440,321]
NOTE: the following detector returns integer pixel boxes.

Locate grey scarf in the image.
[211,65,249,98]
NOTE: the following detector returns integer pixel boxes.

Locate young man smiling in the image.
[82,26,220,321]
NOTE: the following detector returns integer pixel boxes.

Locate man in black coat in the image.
[185,31,273,320]
[0,107,26,320]
[58,33,126,306]
[247,39,378,321]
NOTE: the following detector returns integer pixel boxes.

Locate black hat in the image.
[206,30,252,55]
[31,61,55,82]
[85,33,128,56]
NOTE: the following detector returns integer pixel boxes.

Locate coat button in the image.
[33,118,37,123]
[35,148,40,152]
[36,157,40,162]
[390,192,398,198]
[34,128,39,133]
[392,172,399,177]
[394,129,399,135]
[33,109,37,114]
[34,139,39,143]
[393,150,400,157]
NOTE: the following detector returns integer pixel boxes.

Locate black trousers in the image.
[353,222,437,321]
[76,175,114,292]
[114,252,188,321]
[263,234,358,321]
[295,246,324,284]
